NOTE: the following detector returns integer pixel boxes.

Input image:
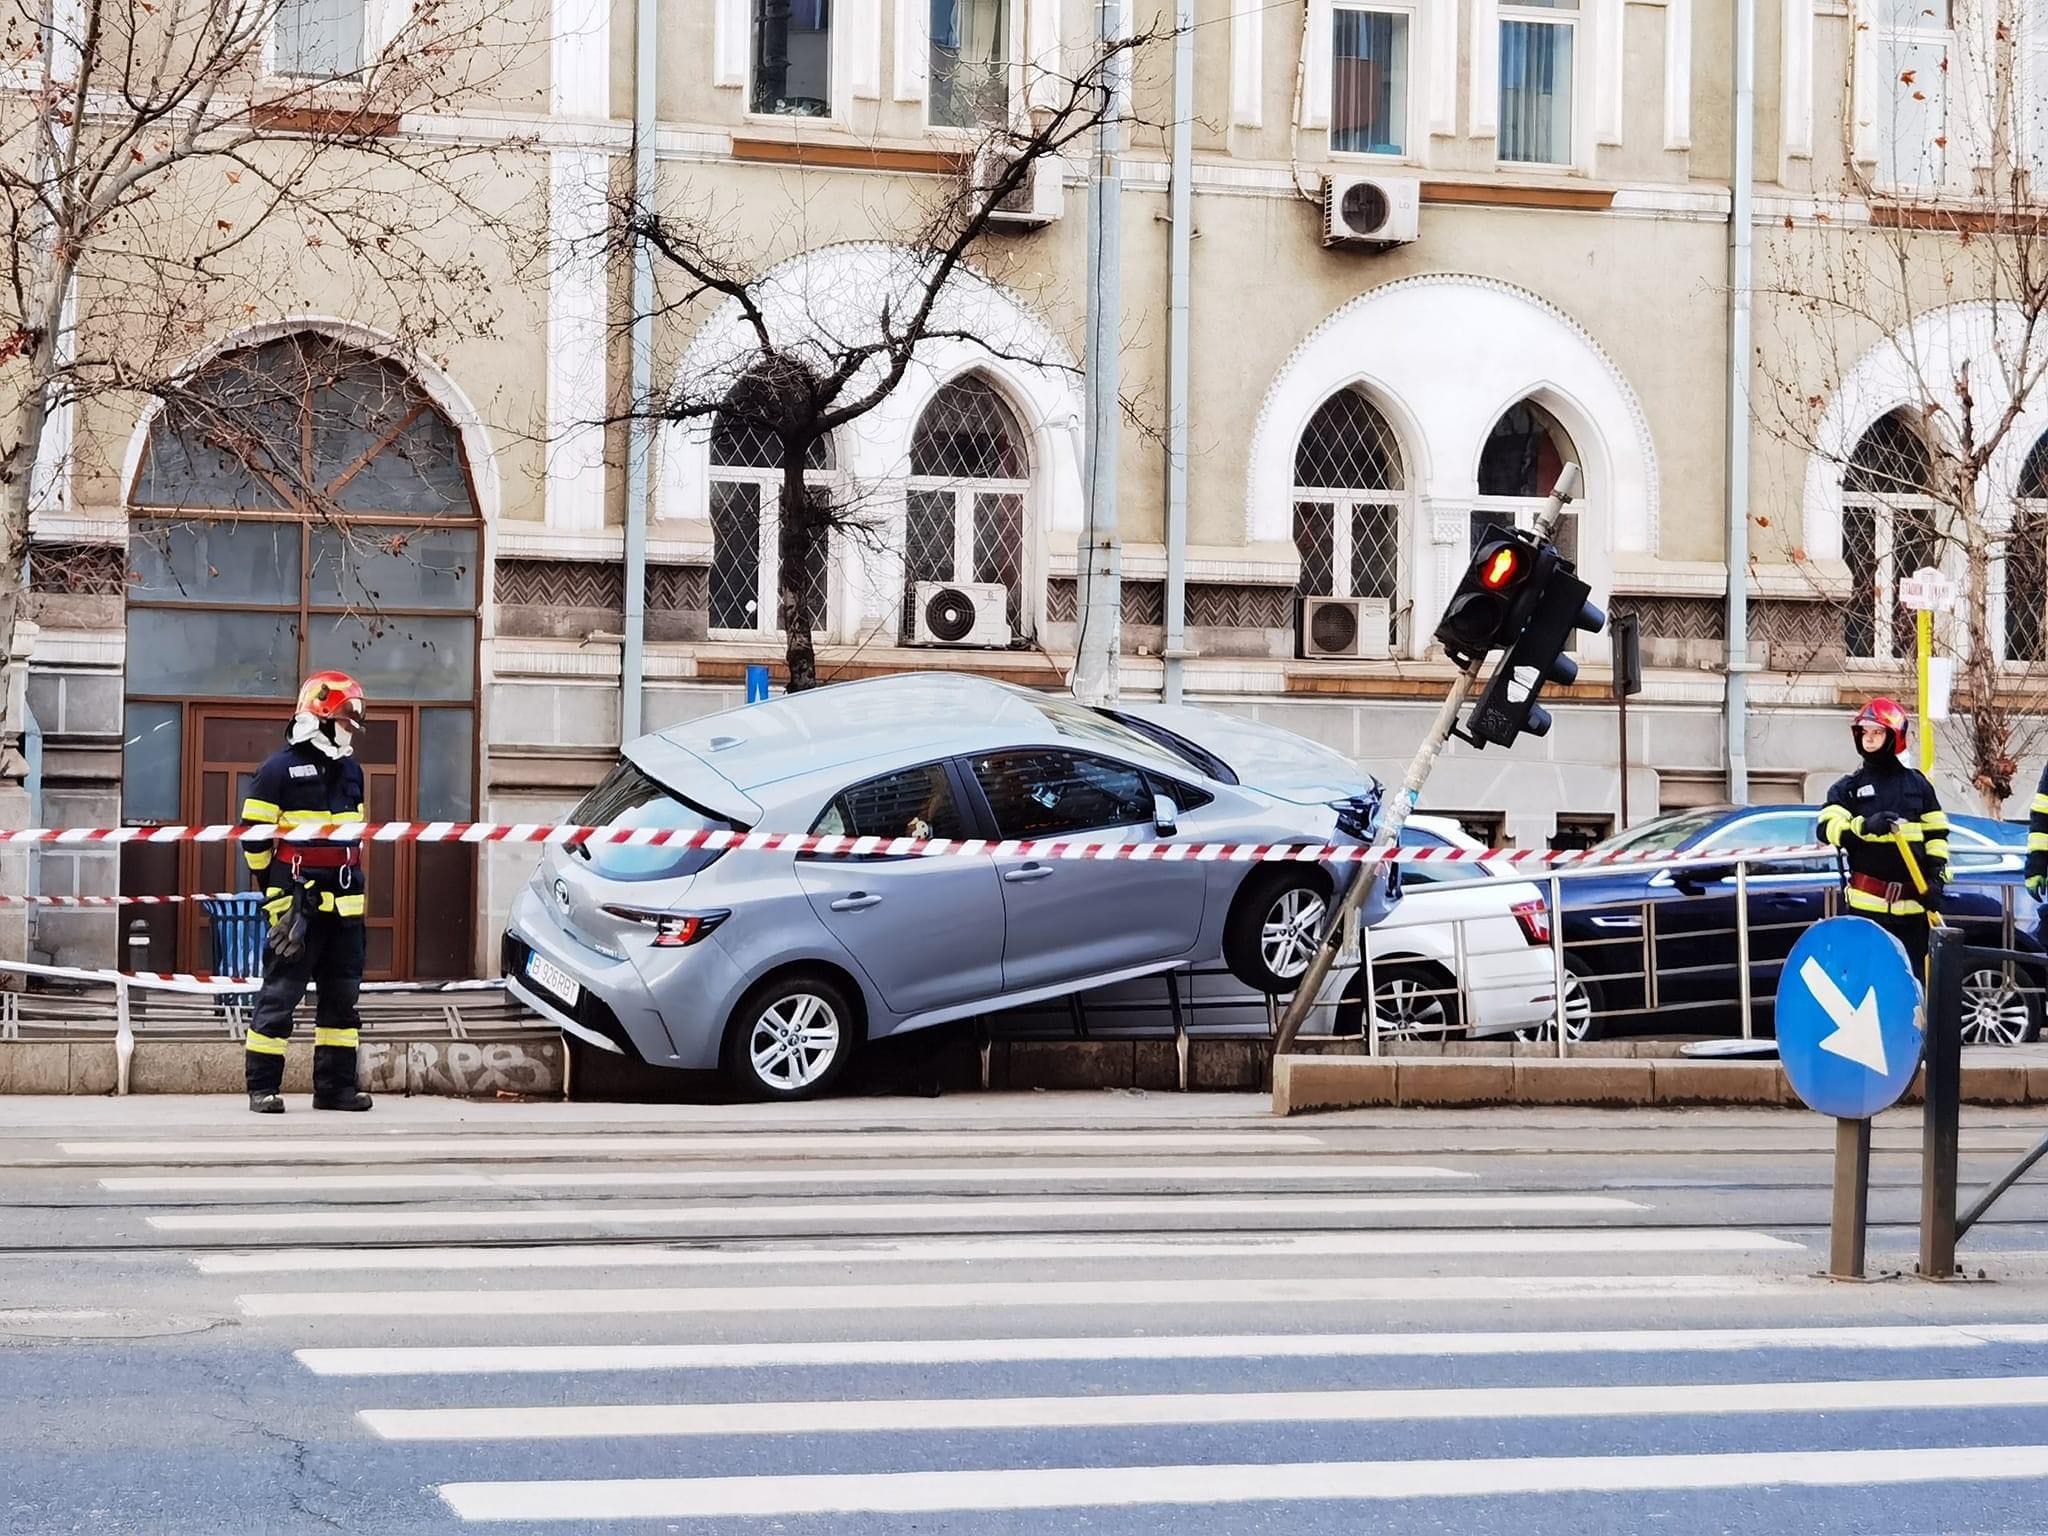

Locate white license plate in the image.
[524,951,582,1008]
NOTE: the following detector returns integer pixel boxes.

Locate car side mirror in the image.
[1153,794,1179,837]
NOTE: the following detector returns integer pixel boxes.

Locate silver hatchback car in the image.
[504,673,1393,1099]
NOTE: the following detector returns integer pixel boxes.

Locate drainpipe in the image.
[620,0,658,745]
[1724,0,1754,803]
[1162,0,1193,707]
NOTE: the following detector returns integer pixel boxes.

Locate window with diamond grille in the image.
[1842,411,1942,663]
[1472,398,1580,567]
[904,376,1031,639]
[2010,433,2048,663]
[708,384,837,637]
[1291,388,1407,651]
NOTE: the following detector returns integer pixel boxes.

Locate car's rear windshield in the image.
[569,760,738,882]
[1095,709,1240,785]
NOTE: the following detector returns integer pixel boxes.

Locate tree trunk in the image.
[0,386,51,743]
[1958,480,2014,813]
[778,457,819,692]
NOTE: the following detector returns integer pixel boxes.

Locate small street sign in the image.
[1898,566,1956,613]
[1776,916,1925,1120]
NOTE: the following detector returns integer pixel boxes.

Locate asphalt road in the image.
[9,1093,2048,1535]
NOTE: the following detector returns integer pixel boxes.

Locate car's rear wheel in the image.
[722,971,857,1101]
[1224,869,1334,994]
[1513,961,1604,1044]
[1959,964,2043,1047]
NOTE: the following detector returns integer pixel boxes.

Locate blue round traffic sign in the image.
[1775,916,1925,1119]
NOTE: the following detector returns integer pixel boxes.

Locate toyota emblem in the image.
[554,877,571,913]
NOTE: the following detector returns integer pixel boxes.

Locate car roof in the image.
[652,673,1187,795]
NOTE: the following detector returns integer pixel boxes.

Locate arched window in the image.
[707,374,834,636]
[1474,399,1580,563]
[904,375,1030,636]
[1842,411,1940,662]
[2010,435,2048,664]
[1291,388,1406,651]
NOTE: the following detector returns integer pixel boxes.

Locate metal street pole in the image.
[1273,463,1584,1055]
[1073,0,1124,706]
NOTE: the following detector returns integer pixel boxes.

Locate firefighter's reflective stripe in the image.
[313,1027,359,1049]
[2031,833,2048,853]
[1818,805,1856,844]
[242,797,281,824]
[1846,887,1926,917]
[244,1033,289,1057]
[262,890,295,924]
[2034,792,2048,816]
[245,847,274,873]
[280,807,365,827]
[332,892,366,918]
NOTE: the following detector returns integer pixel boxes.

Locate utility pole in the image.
[1073,0,1124,706]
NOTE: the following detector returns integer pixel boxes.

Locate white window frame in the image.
[708,468,839,641]
[265,0,369,82]
[1326,0,1421,163]
[1840,492,1944,667]
[1496,0,1579,169]
[2023,7,2048,198]
[1867,0,1957,197]
[746,0,841,124]
[903,465,1032,632]
[2001,499,2048,667]
[924,0,1026,132]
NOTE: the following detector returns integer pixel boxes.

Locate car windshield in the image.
[1095,709,1240,785]
[1590,808,1728,857]
[569,760,738,882]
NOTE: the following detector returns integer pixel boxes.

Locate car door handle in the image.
[830,893,883,912]
[1003,864,1055,884]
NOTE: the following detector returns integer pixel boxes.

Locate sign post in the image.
[1897,566,1955,775]
[1775,915,1927,1279]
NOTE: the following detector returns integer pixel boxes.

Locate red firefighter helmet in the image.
[296,671,367,733]
[1852,696,1909,756]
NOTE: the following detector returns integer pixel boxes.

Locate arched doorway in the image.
[121,334,483,980]
[903,374,1031,635]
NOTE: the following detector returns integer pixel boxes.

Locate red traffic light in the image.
[1479,546,1520,590]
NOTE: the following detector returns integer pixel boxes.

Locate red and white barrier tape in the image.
[0,956,506,993]
[0,891,243,908]
[0,819,1833,869]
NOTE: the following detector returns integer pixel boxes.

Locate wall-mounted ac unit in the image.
[977,148,1065,228]
[1299,595,1391,660]
[911,581,1013,647]
[1321,174,1421,249]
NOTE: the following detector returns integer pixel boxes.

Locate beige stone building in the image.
[16,0,2044,975]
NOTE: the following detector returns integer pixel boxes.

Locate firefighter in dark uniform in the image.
[2025,763,2048,904]
[1818,697,1950,977]
[241,671,374,1114]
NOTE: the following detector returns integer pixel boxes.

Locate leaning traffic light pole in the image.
[1272,463,1587,1055]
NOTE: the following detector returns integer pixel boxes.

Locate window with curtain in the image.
[708,386,834,635]
[1870,0,1952,195]
[930,0,1011,127]
[1842,412,1942,663]
[2009,433,2048,663]
[1330,4,1409,156]
[2024,10,2048,193]
[905,375,1031,635]
[1472,399,1580,566]
[273,0,365,76]
[751,0,832,116]
[1498,0,1575,165]
[1291,388,1407,651]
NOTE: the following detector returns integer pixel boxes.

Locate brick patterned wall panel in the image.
[1751,598,1845,672]
[646,564,706,614]
[1123,581,1165,626]
[1046,578,1077,624]
[29,542,126,596]
[1187,583,1293,629]
[495,557,627,610]
[1610,595,1726,642]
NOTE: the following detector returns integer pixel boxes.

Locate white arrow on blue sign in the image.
[1775,916,1925,1119]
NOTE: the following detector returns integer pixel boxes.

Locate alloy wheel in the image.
[1514,970,1595,1045]
[1260,887,1327,983]
[1373,974,1450,1041]
[748,992,843,1091]
[1960,967,2037,1048]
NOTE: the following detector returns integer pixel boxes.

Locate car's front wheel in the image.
[723,971,857,1101]
[1223,869,1334,994]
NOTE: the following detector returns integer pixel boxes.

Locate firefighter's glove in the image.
[263,883,308,965]
[2030,873,2047,900]
[1861,812,1900,838]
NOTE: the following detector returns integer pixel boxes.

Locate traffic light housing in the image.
[1434,526,1547,665]
[1464,560,1607,749]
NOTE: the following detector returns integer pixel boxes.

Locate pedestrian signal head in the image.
[1435,529,1541,665]
[1479,546,1520,590]
[1852,696,1908,758]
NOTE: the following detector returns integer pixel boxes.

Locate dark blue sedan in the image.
[1548,804,2042,1046]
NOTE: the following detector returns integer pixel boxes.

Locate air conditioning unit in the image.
[1299,595,1391,660]
[911,581,1013,647]
[1321,174,1421,249]
[976,148,1065,228]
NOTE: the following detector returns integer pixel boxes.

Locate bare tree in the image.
[1759,0,2048,811]
[619,32,1157,692]
[0,0,546,757]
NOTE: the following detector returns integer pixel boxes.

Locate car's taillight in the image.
[1511,898,1550,946]
[601,906,730,947]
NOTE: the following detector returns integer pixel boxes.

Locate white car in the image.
[989,816,1560,1041]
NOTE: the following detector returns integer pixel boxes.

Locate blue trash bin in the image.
[202,893,266,1007]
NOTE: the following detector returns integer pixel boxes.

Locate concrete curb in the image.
[0,1037,563,1098]
[1271,1053,2048,1114]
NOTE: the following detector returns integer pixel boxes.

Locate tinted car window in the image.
[1591,807,1728,856]
[1699,812,1820,850]
[1397,826,1491,886]
[973,750,1153,837]
[570,760,735,882]
[813,763,970,840]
